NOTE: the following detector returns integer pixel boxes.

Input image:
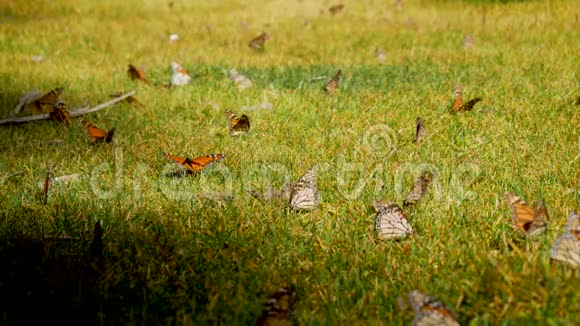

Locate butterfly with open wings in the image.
[504,192,548,237]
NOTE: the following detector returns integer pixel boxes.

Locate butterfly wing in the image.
[415,117,427,144]
[324,70,342,95]
[34,87,64,113]
[462,98,482,111]
[225,110,250,135]
[171,62,192,86]
[249,33,268,50]
[49,102,72,125]
[289,165,319,211]
[403,171,434,208]
[450,88,464,112]
[256,287,296,326]
[127,64,147,83]
[374,202,413,240]
[550,212,580,268]
[408,291,459,326]
[504,192,547,236]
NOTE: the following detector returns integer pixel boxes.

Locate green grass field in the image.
[0,0,578,324]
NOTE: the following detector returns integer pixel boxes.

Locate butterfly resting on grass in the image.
[450,86,482,112]
[27,87,64,113]
[503,192,548,237]
[249,32,269,51]
[49,101,72,125]
[550,211,580,268]
[83,120,115,144]
[225,110,250,136]
[403,170,434,208]
[127,64,149,84]
[406,290,459,326]
[373,200,413,240]
[163,152,225,175]
[414,117,427,144]
[324,70,342,95]
[288,165,319,211]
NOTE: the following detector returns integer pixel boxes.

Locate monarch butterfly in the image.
[225,110,250,136]
[403,170,434,208]
[324,70,342,95]
[256,287,296,326]
[415,117,427,144]
[374,200,413,240]
[42,168,53,204]
[289,165,319,211]
[407,290,459,326]
[329,4,344,15]
[163,152,225,174]
[249,32,269,50]
[49,101,72,125]
[127,64,148,83]
[28,87,64,113]
[83,120,115,144]
[171,62,192,86]
[550,212,579,268]
[228,69,253,90]
[503,192,548,237]
[451,86,482,112]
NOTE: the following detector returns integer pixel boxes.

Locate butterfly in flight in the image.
[324,70,342,96]
[289,165,319,211]
[503,192,548,237]
[28,87,64,113]
[163,152,225,175]
[248,32,269,51]
[415,117,427,144]
[451,86,482,112]
[49,101,72,125]
[83,120,115,144]
[328,4,344,15]
[171,62,192,86]
[256,287,297,326]
[407,290,459,326]
[373,200,413,240]
[225,110,250,136]
[403,170,434,208]
[550,212,579,268]
[127,64,149,84]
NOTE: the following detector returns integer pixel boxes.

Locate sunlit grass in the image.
[0,0,578,324]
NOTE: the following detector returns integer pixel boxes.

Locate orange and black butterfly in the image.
[225,110,250,136]
[504,192,548,237]
[415,117,427,144]
[163,152,225,174]
[83,120,115,144]
[28,87,64,113]
[127,64,149,83]
[324,70,342,95]
[407,290,459,326]
[329,4,344,15]
[256,287,297,326]
[249,32,269,51]
[403,170,434,208]
[451,86,482,112]
[49,101,72,125]
[373,200,413,240]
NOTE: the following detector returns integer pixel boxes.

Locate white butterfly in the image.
[288,165,319,211]
[550,211,580,268]
[373,200,413,240]
[171,62,192,86]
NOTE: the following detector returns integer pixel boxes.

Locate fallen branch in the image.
[0,90,136,126]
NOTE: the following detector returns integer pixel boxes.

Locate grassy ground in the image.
[0,0,578,324]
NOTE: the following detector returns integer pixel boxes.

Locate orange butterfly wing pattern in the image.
[49,101,72,125]
[83,121,115,144]
[503,192,548,237]
[324,70,342,95]
[249,32,269,50]
[127,64,149,83]
[225,110,250,136]
[27,87,64,113]
[451,86,482,112]
[163,152,225,174]
[550,211,580,268]
[256,287,296,326]
[407,290,459,326]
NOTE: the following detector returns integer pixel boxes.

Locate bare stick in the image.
[0,90,136,126]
